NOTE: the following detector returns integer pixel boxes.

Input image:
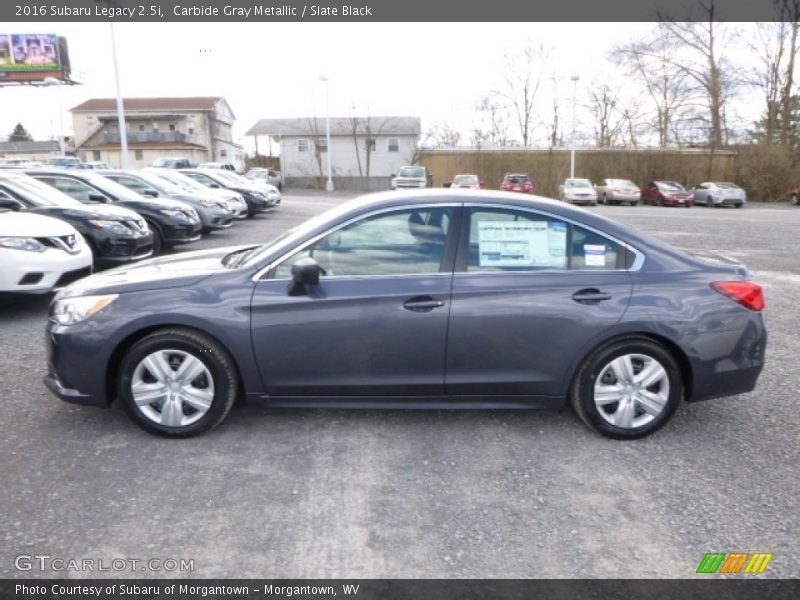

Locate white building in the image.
[70,97,244,169]
[246,116,421,190]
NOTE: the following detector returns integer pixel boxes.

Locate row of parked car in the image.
[0,165,282,295]
[447,172,747,208]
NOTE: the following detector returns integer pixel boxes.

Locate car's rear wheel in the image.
[118,328,238,437]
[791,194,799,206]
[570,338,682,439]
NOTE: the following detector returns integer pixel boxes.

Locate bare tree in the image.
[499,44,548,147]
[658,1,737,148]
[426,120,462,147]
[612,24,695,147]
[472,95,511,147]
[585,81,624,147]
[348,111,390,190]
[305,116,326,188]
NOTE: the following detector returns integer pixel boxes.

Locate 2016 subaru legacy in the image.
[43,190,767,439]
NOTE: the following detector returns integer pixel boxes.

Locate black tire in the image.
[630,201,638,206]
[146,220,164,255]
[602,193,608,205]
[569,337,682,440]
[117,328,238,437]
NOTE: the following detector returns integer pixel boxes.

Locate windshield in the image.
[398,167,425,178]
[716,182,739,189]
[610,179,637,187]
[453,175,479,185]
[506,175,529,183]
[658,182,685,191]
[1,175,82,207]
[147,170,208,193]
[566,179,592,188]
[134,172,184,194]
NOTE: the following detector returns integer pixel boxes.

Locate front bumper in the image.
[94,231,154,264]
[198,206,234,230]
[0,245,93,294]
[565,195,597,205]
[162,219,203,244]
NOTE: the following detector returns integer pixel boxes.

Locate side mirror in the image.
[289,257,322,296]
[209,183,221,188]
[88,193,109,203]
[291,257,321,286]
[142,189,159,197]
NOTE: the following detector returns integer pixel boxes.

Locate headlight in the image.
[159,208,185,218]
[89,219,129,235]
[199,198,216,207]
[0,237,47,252]
[51,294,118,326]
[251,191,266,200]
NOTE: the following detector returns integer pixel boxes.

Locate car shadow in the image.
[0,292,52,316]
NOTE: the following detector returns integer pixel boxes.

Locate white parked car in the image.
[0,211,93,294]
[693,182,746,208]
[559,178,598,206]
[594,178,641,206]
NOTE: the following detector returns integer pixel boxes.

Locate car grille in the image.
[36,235,82,255]
[127,219,148,233]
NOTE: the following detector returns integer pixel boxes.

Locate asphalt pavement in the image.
[1,194,798,578]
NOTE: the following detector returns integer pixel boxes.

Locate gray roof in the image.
[246,116,421,137]
[0,140,60,153]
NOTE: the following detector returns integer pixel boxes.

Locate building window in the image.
[93,150,101,161]
[366,138,376,152]
[297,139,309,153]
[188,127,195,135]
[388,138,400,152]
[134,149,143,160]
[169,124,176,131]
[138,124,145,132]
[316,138,327,153]
[152,122,159,131]
[220,149,227,158]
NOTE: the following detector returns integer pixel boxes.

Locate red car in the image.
[641,181,694,207]
[500,173,534,194]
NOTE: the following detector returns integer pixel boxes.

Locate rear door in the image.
[445,205,634,397]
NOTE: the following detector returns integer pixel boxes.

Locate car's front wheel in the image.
[570,338,682,439]
[118,328,238,437]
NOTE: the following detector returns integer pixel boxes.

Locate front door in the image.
[250,205,460,397]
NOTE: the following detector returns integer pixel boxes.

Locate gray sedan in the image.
[44,190,766,440]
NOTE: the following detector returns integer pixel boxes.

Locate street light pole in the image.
[109,21,129,168]
[43,77,64,155]
[319,76,334,192]
[570,74,579,179]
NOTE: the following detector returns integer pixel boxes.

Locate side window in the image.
[35,177,94,203]
[110,176,155,195]
[273,207,454,279]
[184,172,213,186]
[570,226,625,270]
[467,208,568,271]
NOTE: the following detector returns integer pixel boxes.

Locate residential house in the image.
[0,140,61,161]
[246,116,421,189]
[70,97,244,169]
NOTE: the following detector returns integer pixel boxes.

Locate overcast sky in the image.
[1,22,765,152]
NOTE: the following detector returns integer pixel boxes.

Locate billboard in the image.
[0,34,61,72]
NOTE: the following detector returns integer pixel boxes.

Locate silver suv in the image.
[391,166,429,190]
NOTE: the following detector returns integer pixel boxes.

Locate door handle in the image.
[403,296,446,312]
[572,288,612,304]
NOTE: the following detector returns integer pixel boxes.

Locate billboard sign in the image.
[0,34,61,72]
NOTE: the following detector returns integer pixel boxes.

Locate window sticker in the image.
[478,221,566,268]
[584,244,607,266]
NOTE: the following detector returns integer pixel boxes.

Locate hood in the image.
[37,202,141,222]
[60,244,256,297]
[0,211,78,237]
[120,196,196,211]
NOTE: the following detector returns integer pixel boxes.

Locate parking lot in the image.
[1,193,798,578]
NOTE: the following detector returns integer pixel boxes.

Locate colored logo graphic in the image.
[696,552,773,574]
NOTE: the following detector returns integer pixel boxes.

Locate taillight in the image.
[711,281,765,311]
